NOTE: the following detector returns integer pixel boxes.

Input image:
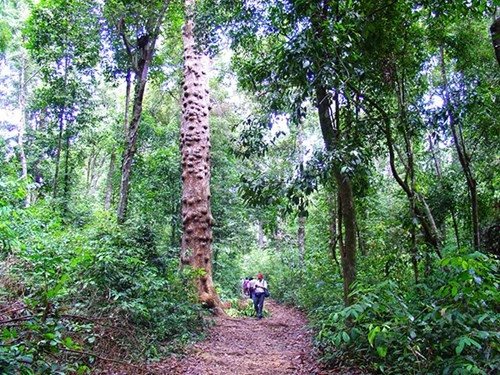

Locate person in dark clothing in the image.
[253,273,268,319]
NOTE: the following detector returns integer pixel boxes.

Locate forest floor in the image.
[102,299,368,375]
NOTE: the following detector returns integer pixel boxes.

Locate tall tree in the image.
[296,117,306,267]
[104,0,171,223]
[179,0,223,314]
[0,0,33,206]
[192,0,362,306]
[0,1,10,59]
[25,0,101,209]
[425,5,498,251]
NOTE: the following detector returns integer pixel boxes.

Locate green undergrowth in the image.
[223,297,270,318]
[0,202,208,374]
[310,250,500,374]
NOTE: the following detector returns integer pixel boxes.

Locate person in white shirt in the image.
[253,273,268,319]
[248,277,256,299]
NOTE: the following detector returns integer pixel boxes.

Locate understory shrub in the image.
[312,250,500,374]
[1,207,206,374]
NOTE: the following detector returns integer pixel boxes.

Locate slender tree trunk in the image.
[106,71,130,210]
[428,132,461,248]
[411,224,419,284]
[297,118,305,267]
[315,85,357,307]
[179,0,223,315]
[117,73,148,223]
[298,215,305,265]
[53,55,69,201]
[62,129,71,209]
[17,52,29,207]
[439,45,479,251]
[385,120,442,254]
[275,216,283,253]
[336,172,357,306]
[53,111,64,200]
[491,17,500,67]
[124,69,131,136]
[258,219,264,249]
[328,191,340,267]
[116,2,169,223]
[105,150,116,210]
[356,221,365,256]
[87,151,105,196]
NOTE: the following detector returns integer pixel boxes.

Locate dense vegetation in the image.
[0,0,499,374]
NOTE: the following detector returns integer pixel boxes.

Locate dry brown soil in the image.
[158,299,322,375]
[103,299,367,375]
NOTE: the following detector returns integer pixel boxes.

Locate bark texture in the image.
[17,52,29,207]
[310,0,357,307]
[491,18,500,67]
[117,60,150,223]
[440,45,479,251]
[297,119,306,267]
[315,84,357,307]
[180,0,223,315]
[116,3,169,224]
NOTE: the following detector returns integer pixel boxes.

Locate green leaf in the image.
[456,338,465,355]
[468,337,482,349]
[478,313,489,324]
[376,346,388,357]
[342,331,350,343]
[441,257,452,267]
[368,326,381,347]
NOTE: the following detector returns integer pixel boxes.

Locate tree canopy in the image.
[0,0,499,374]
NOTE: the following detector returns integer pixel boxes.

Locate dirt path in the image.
[101,299,369,374]
[152,299,325,374]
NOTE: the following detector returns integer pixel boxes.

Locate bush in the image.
[312,250,500,374]
[1,205,206,374]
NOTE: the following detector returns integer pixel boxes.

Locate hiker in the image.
[247,277,255,299]
[242,277,249,296]
[253,273,268,319]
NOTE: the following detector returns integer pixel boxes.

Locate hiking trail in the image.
[103,299,367,374]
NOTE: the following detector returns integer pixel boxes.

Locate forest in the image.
[0,0,499,374]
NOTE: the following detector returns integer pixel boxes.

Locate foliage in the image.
[0,0,499,373]
[312,250,500,374]
[1,190,206,373]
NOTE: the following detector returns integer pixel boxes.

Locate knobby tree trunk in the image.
[440,45,480,251]
[179,0,223,315]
